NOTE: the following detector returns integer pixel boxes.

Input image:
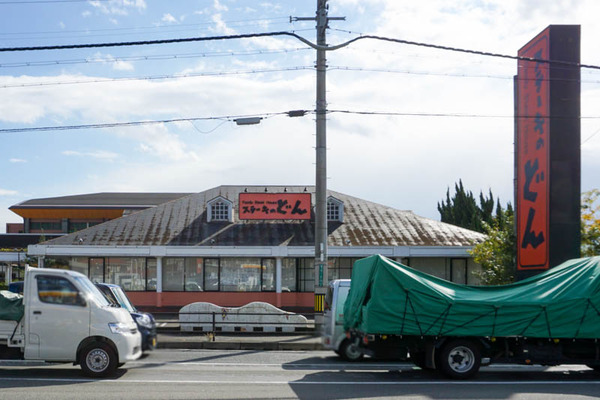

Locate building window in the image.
[327,197,344,222]
[184,258,203,291]
[207,196,233,222]
[30,221,62,232]
[106,257,146,291]
[204,258,219,291]
[89,258,104,283]
[282,258,297,292]
[298,258,314,292]
[261,259,276,291]
[163,258,185,291]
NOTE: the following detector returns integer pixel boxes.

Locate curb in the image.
[157,341,324,351]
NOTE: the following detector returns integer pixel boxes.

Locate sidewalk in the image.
[156,331,324,351]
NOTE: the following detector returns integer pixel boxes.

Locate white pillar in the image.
[156,257,163,293]
[4,265,11,285]
[275,257,282,293]
[38,256,45,268]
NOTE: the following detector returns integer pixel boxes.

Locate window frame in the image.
[207,196,233,222]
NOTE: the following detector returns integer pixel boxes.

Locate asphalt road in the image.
[1,349,600,399]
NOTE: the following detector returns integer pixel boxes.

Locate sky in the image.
[1,0,599,232]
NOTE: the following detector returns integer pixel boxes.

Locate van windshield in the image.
[111,287,136,313]
[73,276,111,307]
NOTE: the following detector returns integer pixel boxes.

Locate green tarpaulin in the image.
[343,255,600,339]
[0,290,24,322]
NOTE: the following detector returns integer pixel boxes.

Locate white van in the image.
[0,266,142,377]
[321,279,363,361]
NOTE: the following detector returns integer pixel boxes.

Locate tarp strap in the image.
[405,292,423,336]
[574,300,590,338]
[543,307,552,338]
[400,291,409,335]
[491,307,499,337]
[521,308,544,336]
[437,304,452,336]
[588,299,600,318]
[442,308,495,336]
[423,303,451,336]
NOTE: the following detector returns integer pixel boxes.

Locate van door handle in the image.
[33,311,42,315]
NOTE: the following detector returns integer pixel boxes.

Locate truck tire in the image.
[79,342,118,378]
[339,339,363,361]
[438,339,481,379]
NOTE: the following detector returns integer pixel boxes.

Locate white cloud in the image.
[88,0,146,16]
[82,10,92,17]
[0,189,18,196]
[211,13,236,35]
[9,158,26,163]
[62,150,119,160]
[89,52,134,71]
[161,13,177,24]
[213,0,228,12]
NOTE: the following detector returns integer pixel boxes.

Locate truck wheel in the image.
[339,339,363,361]
[79,342,118,378]
[438,339,481,379]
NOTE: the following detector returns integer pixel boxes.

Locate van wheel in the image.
[339,339,363,361]
[438,339,481,379]
[79,342,118,378]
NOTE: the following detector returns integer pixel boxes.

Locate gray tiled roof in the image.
[43,186,485,247]
[10,192,191,209]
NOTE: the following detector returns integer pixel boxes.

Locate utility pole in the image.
[293,1,344,324]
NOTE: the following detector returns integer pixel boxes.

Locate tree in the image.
[469,211,515,285]
[437,180,505,233]
[581,189,600,257]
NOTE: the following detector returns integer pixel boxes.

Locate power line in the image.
[4,109,600,134]
[0,111,301,134]
[0,47,311,68]
[1,31,599,72]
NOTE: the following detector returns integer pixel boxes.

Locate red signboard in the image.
[239,193,311,220]
[516,28,550,270]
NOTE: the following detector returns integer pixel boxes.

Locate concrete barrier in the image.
[179,302,310,333]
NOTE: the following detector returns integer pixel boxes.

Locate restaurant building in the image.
[27,185,485,310]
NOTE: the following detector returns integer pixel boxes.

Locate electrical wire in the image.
[0,111,299,134]
[0,47,311,69]
[3,109,599,134]
[1,31,599,72]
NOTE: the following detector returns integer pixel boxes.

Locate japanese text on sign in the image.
[239,193,311,220]
[516,29,550,270]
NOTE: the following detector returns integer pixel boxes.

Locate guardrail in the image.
[152,311,319,341]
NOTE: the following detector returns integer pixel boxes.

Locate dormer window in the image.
[327,197,344,222]
[207,196,233,222]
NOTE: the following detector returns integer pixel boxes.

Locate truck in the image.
[0,266,142,377]
[343,255,600,379]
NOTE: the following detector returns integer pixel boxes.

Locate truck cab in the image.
[1,267,142,377]
[321,279,363,361]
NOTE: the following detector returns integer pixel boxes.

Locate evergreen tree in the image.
[437,180,504,234]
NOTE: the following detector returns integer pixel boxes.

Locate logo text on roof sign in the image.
[239,193,311,220]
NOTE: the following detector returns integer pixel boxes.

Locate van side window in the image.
[36,275,81,306]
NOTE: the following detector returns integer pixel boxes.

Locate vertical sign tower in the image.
[515,25,581,280]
